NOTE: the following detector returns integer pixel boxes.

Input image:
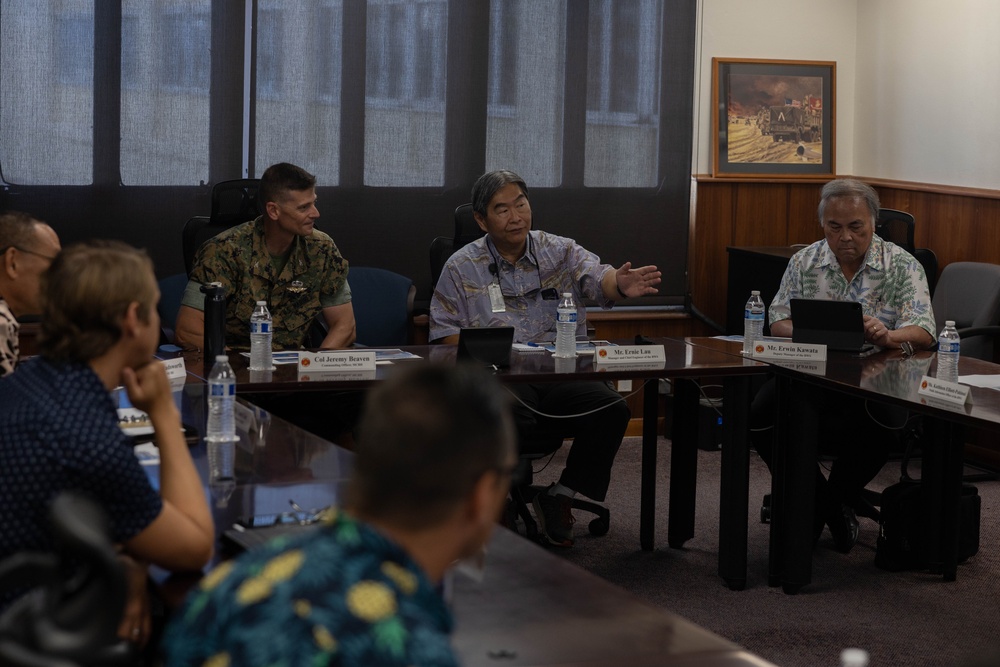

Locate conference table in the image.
[183,339,770,590]
[687,336,1000,594]
[145,382,776,666]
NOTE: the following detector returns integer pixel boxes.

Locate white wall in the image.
[693,0,859,175]
[854,0,1000,189]
[696,0,1000,191]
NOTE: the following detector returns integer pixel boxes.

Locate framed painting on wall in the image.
[712,58,835,178]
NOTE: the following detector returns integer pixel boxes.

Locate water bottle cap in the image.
[751,290,760,295]
[839,648,869,666]
[945,320,955,327]
[256,300,266,306]
[215,355,228,362]
[561,292,572,297]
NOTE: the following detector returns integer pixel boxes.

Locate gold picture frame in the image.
[712,58,835,178]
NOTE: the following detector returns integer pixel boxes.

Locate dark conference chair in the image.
[932,261,1000,362]
[157,272,189,345]
[0,493,132,666]
[306,266,416,348]
[346,266,416,347]
[183,179,263,276]
[875,208,915,253]
[913,247,939,297]
[429,203,485,289]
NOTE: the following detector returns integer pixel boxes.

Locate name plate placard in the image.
[782,360,828,376]
[160,356,187,380]
[917,375,971,406]
[298,350,376,373]
[596,361,667,373]
[298,370,378,383]
[751,341,827,361]
[593,345,666,365]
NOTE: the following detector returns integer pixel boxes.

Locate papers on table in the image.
[133,442,160,466]
[955,374,1000,390]
[514,340,615,356]
[118,407,154,437]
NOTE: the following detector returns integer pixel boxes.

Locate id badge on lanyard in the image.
[488,282,505,313]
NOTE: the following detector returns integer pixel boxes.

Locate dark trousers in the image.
[507,381,630,502]
[750,377,904,518]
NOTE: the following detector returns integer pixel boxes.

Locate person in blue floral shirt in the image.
[750,179,935,555]
[161,364,517,667]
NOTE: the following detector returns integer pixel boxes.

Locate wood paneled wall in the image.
[690,176,1000,326]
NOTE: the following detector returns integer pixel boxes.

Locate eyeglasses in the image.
[0,245,57,262]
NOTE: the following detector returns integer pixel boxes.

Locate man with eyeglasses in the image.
[429,170,661,547]
[0,211,61,376]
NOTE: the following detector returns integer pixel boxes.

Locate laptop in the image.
[457,326,515,368]
[790,298,873,353]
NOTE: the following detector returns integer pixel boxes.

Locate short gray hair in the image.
[818,179,880,226]
[471,170,528,217]
[0,211,44,250]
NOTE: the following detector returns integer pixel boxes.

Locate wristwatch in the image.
[900,341,914,357]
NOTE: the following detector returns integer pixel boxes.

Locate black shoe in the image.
[826,504,859,554]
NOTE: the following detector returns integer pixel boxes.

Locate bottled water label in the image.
[939,341,960,353]
[745,308,764,320]
[210,382,235,397]
[558,311,577,323]
[251,321,271,334]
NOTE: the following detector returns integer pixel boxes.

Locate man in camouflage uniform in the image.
[429,169,660,548]
[176,162,355,352]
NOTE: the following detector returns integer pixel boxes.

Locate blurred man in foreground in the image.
[162,363,517,667]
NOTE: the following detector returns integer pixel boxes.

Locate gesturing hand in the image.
[616,262,661,298]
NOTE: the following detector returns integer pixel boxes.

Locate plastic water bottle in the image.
[206,355,236,442]
[249,301,273,371]
[207,440,235,507]
[554,292,577,358]
[839,648,869,667]
[936,320,960,383]
[742,290,765,355]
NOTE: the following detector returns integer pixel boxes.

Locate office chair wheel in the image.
[588,516,610,536]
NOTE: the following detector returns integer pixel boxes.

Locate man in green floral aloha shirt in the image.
[161,364,517,667]
[751,178,935,555]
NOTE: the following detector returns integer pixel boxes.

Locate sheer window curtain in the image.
[0,0,694,302]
